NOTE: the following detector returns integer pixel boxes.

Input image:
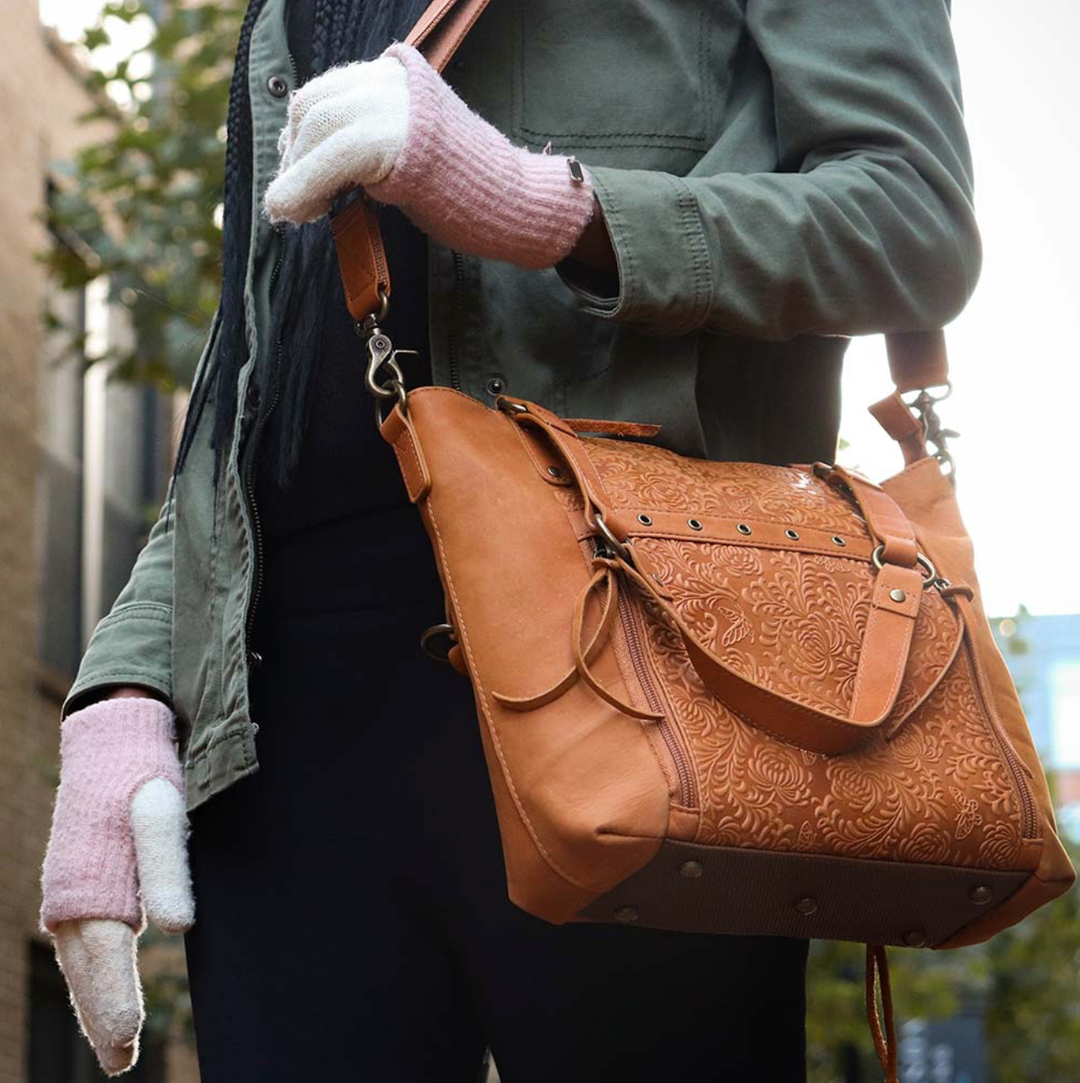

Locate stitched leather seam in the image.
[629,532,873,561]
[607,504,871,539]
[391,426,426,501]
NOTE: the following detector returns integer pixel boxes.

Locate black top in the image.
[254,0,441,615]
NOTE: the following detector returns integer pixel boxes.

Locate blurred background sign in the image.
[899,1016,987,1083]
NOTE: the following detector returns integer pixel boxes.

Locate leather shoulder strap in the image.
[406,0,494,74]
[332,0,492,322]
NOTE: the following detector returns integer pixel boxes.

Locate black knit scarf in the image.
[174,0,430,490]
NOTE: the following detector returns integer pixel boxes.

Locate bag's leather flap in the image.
[578,437,965,752]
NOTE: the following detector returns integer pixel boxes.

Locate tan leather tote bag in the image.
[331,0,1075,1075]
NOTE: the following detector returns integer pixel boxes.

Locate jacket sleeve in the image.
[556,0,981,340]
[61,491,176,718]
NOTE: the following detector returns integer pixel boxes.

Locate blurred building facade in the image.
[0,3,196,1081]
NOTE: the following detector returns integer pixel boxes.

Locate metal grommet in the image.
[785,529,800,540]
[831,535,847,547]
[613,906,640,924]
[638,513,653,526]
[968,885,993,906]
[267,74,289,98]
[793,897,818,916]
[547,465,564,478]
[736,523,752,536]
[678,861,704,879]
[687,518,704,531]
[903,930,928,948]
[889,588,907,603]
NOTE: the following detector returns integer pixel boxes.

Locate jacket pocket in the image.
[510,0,712,157]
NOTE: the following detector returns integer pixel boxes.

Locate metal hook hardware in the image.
[906,385,959,484]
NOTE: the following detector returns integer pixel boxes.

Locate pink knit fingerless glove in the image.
[40,699,184,934]
[366,41,596,269]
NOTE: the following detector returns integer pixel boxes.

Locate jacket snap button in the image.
[267,75,289,98]
[793,896,818,915]
[968,885,993,906]
[903,929,927,947]
[613,906,639,924]
[486,377,505,396]
[678,860,703,879]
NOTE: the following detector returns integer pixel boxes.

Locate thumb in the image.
[131,778,195,933]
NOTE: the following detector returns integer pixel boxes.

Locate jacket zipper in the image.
[612,556,696,807]
[964,637,1037,839]
[242,228,288,665]
[448,249,465,390]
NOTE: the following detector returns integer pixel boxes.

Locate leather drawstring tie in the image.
[493,555,662,722]
[866,944,899,1082]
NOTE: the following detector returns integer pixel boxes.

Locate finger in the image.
[131,778,195,933]
[54,919,143,1077]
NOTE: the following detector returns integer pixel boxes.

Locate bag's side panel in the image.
[882,457,1075,945]
[400,389,671,922]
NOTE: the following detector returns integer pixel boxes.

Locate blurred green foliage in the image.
[44,0,243,388]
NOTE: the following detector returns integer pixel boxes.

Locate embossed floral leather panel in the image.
[583,436,1032,872]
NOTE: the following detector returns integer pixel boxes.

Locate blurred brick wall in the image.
[0,3,196,1081]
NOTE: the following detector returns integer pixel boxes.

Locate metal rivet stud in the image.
[793,896,818,915]
[267,74,289,98]
[688,518,703,531]
[614,906,640,924]
[903,930,927,947]
[638,514,653,526]
[736,523,752,536]
[831,535,847,547]
[968,885,993,906]
[679,861,704,879]
[785,529,800,540]
[546,465,563,478]
[889,588,907,603]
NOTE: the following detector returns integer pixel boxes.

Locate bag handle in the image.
[499,397,959,755]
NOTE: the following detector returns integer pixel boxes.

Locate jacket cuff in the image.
[61,602,173,719]
[554,164,713,337]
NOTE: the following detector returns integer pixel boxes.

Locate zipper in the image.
[609,550,697,807]
[242,227,288,666]
[448,249,465,390]
[963,637,1037,839]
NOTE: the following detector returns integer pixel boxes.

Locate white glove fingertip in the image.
[132,779,195,934]
[55,920,143,1076]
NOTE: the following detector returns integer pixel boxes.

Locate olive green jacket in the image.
[63,0,981,811]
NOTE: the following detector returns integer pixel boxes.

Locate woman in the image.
[39,1,981,1079]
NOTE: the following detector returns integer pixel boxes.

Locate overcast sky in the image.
[40,0,1080,617]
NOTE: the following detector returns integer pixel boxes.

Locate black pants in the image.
[184,510,809,1082]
